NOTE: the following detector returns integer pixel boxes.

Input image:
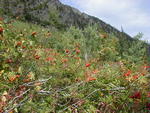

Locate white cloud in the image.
[61,0,150,41]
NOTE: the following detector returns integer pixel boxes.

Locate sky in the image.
[60,0,150,42]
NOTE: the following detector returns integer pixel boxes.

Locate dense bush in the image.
[0,17,150,113]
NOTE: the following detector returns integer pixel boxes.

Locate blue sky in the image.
[60,0,150,42]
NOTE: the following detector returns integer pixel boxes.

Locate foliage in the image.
[0,17,150,113]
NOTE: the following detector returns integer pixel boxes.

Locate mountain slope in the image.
[0,18,149,113]
[0,1,150,112]
[0,0,132,40]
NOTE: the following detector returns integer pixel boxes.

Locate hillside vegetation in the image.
[0,17,150,113]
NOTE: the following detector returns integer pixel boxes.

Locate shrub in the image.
[0,17,149,113]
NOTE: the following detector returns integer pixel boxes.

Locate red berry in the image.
[16,75,21,78]
[0,17,3,21]
[143,66,150,69]
[0,27,4,34]
[22,46,26,49]
[27,74,32,78]
[124,70,131,77]
[6,59,13,63]
[23,79,30,82]
[146,103,150,110]
[34,55,40,59]
[133,75,138,79]
[62,59,68,63]
[85,63,91,67]
[9,76,17,82]
[46,57,54,62]
[74,57,80,60]
[86,76,96,82]
[76,49,80,54]
[65,49,70,54]
[16,41,22,46]
[141,73,145,76]
[147,92,150,98]
[130,92,141,99]
[31,32,37,36]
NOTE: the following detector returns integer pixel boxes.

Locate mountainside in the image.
[0,17,150,113]
[0,0,150,112]
[0,0,131,40]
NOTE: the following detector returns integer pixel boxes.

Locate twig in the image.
[59,87,126,112]
[8,89,30,105]
[21,76,52,87]
[4,97,29,113]
[56,81,84,93]
[37,81,84,95]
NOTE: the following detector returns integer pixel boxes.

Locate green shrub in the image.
[0,17,149,113]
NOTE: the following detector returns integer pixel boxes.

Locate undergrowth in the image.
[0,17,150,113]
